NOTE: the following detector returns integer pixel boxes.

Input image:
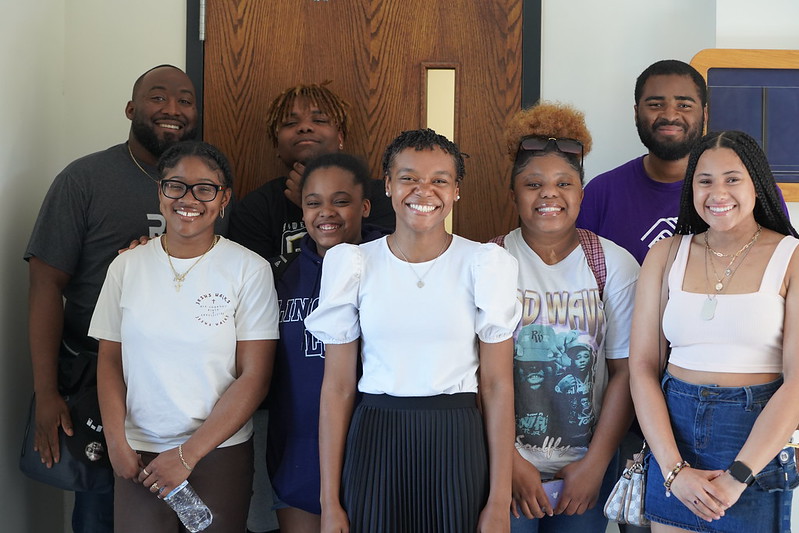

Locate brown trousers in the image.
[113,439,254,533]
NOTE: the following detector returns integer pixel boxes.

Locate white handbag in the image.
[604,443,650,527]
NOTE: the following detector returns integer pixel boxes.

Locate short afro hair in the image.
[504,101,592,160]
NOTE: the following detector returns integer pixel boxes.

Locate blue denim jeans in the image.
[73,489,113,533]
[645,372,795,532]
[509,453,618,533]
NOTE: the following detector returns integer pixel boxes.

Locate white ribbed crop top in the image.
[662,234,798,373]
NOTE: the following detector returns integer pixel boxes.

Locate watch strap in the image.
[727,460,755,486]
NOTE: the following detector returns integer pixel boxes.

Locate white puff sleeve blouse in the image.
[305,235,522,396]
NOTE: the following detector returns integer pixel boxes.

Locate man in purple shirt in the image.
[577,60,707,264]
[577,60,708,533]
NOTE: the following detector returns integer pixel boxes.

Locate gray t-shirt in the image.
[25,143,228,353]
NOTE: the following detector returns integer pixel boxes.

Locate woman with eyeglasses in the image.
[492,102,639,533]
[90,140,279,532]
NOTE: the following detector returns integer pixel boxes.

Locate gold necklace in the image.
[704,225,761,290]
[127,143,160,184]
[392,234,452,288]
[700,225,760,320]
[704,224,761,259]
[163,234,219,292]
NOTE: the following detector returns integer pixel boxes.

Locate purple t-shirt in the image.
[577,156,682,265]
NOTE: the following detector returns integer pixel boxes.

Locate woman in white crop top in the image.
[630,130,799,532]
[305,129,522,533]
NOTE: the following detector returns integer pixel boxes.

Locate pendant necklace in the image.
[163,234,220,292]
[701,225,760,320]
[392,234,452,288]
[127,143,160,185]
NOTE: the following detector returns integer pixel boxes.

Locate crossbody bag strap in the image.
[576,228,607,300]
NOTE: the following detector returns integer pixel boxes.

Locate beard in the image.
[636,115,703,161]
[131,112,199,158]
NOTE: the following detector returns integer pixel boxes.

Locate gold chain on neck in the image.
[163,234,220,292]
[127,143,160,184]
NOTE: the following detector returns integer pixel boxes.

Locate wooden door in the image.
[202,0,522,241]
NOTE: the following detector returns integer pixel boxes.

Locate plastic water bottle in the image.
[163,480,213,532]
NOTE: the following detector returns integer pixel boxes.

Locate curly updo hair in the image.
[675,130,797,237]
[504,101,592,187]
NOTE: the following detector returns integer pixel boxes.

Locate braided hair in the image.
[381,128,466,182]
[264,81,350,146]
[158,140,234,188]
[675,130,796,237]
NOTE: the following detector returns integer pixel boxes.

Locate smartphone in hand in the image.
[542,479,564,509]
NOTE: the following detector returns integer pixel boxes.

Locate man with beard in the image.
[577,60,707,264]
[576,60,706,533]
[24,65,202,533]
[229,82,394,259]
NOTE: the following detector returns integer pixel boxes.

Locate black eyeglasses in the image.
[160,179,226,202]
[518,136,584,167]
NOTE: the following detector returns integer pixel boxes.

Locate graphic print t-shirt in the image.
[503,229,637,475]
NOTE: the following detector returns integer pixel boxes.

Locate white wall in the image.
[3,1,186,531]
[717,0,799,49]
[1,2,67,531]
[540,0,717,181]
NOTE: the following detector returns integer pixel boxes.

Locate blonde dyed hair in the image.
[504,101,592,160]
[264,81,350,146]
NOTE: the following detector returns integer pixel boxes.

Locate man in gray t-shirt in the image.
[24,65,201,533]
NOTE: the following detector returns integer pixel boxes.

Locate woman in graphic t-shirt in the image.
[493,102,639,533]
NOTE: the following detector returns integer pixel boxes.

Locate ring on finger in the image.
[142,468,150,476]
[151,482,160,492]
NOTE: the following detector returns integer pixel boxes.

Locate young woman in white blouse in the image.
[305,129,522,533]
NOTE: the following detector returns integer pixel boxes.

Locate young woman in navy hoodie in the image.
[266,152,388,533]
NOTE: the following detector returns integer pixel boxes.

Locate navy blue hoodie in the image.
[265,225,388,514]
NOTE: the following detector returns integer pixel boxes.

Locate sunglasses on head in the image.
[518,136,584,166]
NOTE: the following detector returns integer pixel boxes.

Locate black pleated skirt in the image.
[341,393,488,533]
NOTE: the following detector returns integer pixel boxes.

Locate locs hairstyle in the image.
[674,130,797,237]
[158,140,235,188]
[381,128,466,182]
[264,82,350,146]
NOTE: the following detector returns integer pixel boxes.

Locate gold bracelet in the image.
[663,460,690,497]
[178,443,193,472]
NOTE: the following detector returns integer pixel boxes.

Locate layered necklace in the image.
[700,224,761,320]
[163,234,220,292]
[392,233,452,288]
[127,143,159,185]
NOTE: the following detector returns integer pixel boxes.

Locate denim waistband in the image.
[662,370,782,407]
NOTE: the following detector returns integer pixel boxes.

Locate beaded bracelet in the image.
[178,443,193,472]
[663,460,690,497]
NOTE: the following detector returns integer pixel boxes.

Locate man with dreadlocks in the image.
[229,82,394,259]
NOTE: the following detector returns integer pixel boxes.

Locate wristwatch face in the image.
[728,461,755,486]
